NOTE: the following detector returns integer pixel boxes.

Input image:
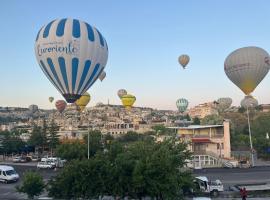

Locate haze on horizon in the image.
[1,0,270,110]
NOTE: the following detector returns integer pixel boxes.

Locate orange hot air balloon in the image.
[178,54,190,69]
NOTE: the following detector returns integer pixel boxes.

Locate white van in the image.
[0,165,19,183]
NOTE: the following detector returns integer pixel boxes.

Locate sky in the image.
[1,0,270,110]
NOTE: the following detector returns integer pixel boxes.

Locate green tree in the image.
[55,141,87,161]
[16,171,45,199]
[83,130,103,157]
[0,131,25,154]
[192,117,200,125]
[201,114,224,125]
[151,125,175,136]
[48,139,193,199]
[47,119,60,155]
[29,124,47,153]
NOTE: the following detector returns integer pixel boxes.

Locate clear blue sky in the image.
[1,0,270,110]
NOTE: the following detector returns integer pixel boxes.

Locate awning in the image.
[192,138,211,143]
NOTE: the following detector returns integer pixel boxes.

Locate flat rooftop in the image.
[168,124,224,130]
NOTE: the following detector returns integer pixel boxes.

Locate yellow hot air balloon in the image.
[75,92,91,112]
[121,94,136,109]
[224,46,270,95]
[178,54,190,69]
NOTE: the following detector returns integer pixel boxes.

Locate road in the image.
[193,166,270,189]
[0,162,58,199]
[1,163,270,199]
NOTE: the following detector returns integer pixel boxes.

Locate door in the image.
[193,143,206,154]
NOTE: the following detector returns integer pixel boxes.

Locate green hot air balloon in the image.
[176,98,189,113]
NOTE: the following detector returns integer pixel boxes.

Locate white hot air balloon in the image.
[35,18,109,103]
[99,71,106,81]
[216,97,233,112]
[224,46,270,95]
[117,89,127,99]
[241,95,258,109]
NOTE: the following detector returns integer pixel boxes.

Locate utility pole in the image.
[247,106,254,167]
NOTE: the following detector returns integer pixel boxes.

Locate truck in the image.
[194,176,224,197]
[0,165,20,183]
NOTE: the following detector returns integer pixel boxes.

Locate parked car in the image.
[239,160,251,168]
[12,156,27,163]
[0,165,19,183]
[31,156,40,162]
[12,157,21,163]
[37,162,54,169]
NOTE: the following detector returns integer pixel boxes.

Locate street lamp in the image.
[266,132,269,140]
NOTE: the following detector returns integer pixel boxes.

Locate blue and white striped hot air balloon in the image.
[35,18,108,103]
[176,98,189,113]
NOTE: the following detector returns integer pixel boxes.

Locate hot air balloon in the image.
[29,104,38,113]
[178,54,190,69]
[224,46,270,95]
[99,71,106,81]
[55,100,67,113]
[118,89,127,99]
[216,97,232,112]
[121,94,136,109]
[49,96,54,103]
[35,18,108,103]
[96,102,104,107]
[75,92,91,112]
[241,95,258,109]
[176,98,189,113]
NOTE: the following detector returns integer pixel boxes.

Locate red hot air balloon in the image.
[55,100,67,113]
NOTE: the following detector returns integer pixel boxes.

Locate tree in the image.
[28,124,47,153]
[192,117,200,125]
[16,171,45,199]
[55,141,87,161]
[47,119,60,155]
[48,138,193,199]
[151,125,175,136]
[201,114,224,125]
[83,130,103,157]
[0,131,25,154]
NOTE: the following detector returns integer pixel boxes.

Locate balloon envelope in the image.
[55,100,67,113]
[29,104,38,113]
[99,71,106,81]
[216,97,232,112]
[35,18,108,103]
[178,54,190,69]
[49,97,54,103]
[75,92,91,112]
[118,89,127,99]
[176,98,189,113]
[224,46,270,95]
[241,95,258,109]
[121,94,136,109]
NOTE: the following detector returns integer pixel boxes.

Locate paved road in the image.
[0,163,58,199]
[193,166,270,189]
[1,163,270,199]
